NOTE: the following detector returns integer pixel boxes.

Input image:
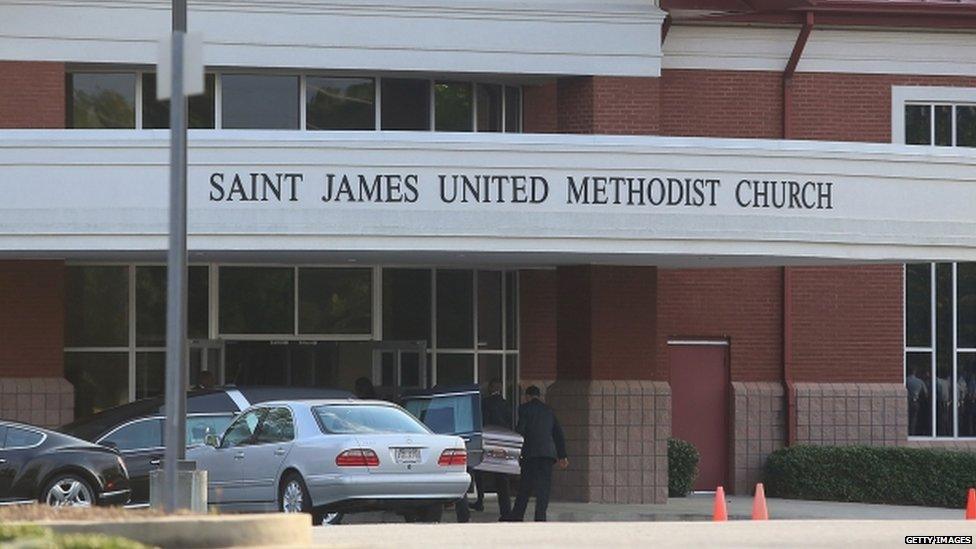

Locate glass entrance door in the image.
[189,339,224,387]
[372,341,427,401]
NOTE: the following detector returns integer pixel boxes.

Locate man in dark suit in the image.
[506,385,568,522]
[471,379,512,517]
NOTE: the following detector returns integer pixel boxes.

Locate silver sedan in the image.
[188,399,470,524]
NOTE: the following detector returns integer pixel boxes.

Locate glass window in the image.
[0,426,6,447]
[221,408,266,448]
[505,86,521,133]
[187,415,234,446]
[478,354,502,388]
[221,74,299,129]
[935,105,953,146]
[5,427,44,449]
[65,266,128,347]
[314,405,429,434]
[506,355,518,424]
[506,272,518,349]
[403,394,475,434]
[68,73,135,129]
[936,263,953,436]
[959,353,976,437]
[382,269,431,343]
[906,352,932,437]
[906,264,932,348]
[960,263,976,349]
[381,78,430,131]
[65,352,128,419]
[136,266,209,346]
[478,271,502,349]
[102,418,163,451]
[905,105,931,145]
[437,270,473,348]
[135,352,164,400]
[142,73,216,129]
[959,105,976,148]
[219,267,295,334]
[298,268,372,334]
[476,84,502,133]
[306,77,375,130]
[436,353,474,386]
[435,81,473,132]
[254,407,294,443]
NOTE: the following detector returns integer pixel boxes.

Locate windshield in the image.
[313,405,430,435]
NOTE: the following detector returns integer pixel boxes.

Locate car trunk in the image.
[359,433,458,475]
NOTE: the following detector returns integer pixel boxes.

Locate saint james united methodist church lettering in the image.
[208,171,835,211]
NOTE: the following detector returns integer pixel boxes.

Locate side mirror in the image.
[205,434,220,448]
[101,440,118,450]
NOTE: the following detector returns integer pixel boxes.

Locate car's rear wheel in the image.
[42,474,95,507]
[280,473,312,516]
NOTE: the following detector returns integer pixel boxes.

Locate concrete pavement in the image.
[313,521,976,548]
[341,493,966,523]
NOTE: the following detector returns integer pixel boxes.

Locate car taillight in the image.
[438,448,467,467]
[336,449,380,467]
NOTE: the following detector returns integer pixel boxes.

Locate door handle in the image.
[0,459,6,464]
[274,448,286,456]
[149,458,161,467]
[234,452,245,460]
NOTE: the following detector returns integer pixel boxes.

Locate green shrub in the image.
[0,524,50,542]
[0,524,147,549]
[764,445,976,508]
[668,437,700,497]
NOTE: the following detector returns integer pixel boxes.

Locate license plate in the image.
[395,448,421,464]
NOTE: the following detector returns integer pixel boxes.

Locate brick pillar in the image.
[546,266,669,503]
[0,260,72,427]
[0,61,66,128]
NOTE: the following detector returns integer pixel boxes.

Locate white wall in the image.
[663,25,976,76]
[1,131,975,264]
[0,0,664,77]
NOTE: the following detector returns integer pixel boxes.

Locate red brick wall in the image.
[660,69,782,139]
[523,77,660,135]
[588,266,657,379]
[790,73,976,143]
[788,265,903,383]
[657,267,783,381]
[0,261,65,377]
[523,82,558,133]
[519,269,557,380]
[0,61,65,128]
[555,266,657,380]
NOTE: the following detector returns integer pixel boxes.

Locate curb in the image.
[10,513,311,548]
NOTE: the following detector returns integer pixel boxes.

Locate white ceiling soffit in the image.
[663,25,976,76]
[1,131,975,264]
[0,0,665,77]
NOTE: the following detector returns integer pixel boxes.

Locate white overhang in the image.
[0,0,664,77]
[0,130,974,267]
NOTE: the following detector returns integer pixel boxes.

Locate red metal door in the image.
[670,343,729,491]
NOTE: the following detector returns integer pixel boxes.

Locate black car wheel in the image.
[315,510,344,526]
[42,474,95,507]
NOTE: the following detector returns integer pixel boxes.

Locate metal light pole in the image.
[162,0,189,513]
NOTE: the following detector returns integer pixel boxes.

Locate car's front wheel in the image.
[42,474,95,507]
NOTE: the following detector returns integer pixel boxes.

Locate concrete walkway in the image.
[341,493,965,524]
[314,521,976,548]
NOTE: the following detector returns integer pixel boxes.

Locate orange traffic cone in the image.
[966,488,976,520]
[752,483,769,520]
[713,486,728,522]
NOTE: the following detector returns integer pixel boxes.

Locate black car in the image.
[59,386,354,504]
[0,420,130,507]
